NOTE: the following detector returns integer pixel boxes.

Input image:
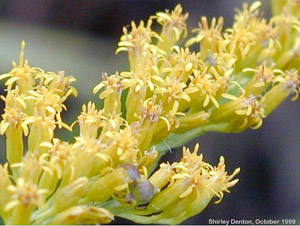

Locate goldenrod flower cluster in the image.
[0,1,299,225]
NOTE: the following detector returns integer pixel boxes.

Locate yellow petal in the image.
[185,62,193,72]
[179,186,194,198]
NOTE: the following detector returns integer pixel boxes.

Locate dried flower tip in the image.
[140,96,163,123]
[280,69,300,100]
[93,72,123,98]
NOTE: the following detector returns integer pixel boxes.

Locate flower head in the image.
[120,144,239,224]
[0,41,36,93]
[0,2,299,225]
[5,178,47,212]
[77,102,104,138]
[154,4,188,52]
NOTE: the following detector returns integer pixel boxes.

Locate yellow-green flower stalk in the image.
[0,1,299,225]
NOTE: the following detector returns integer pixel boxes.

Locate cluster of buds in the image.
[0,1,299,225]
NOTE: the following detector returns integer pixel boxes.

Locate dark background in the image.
[0,0,299,225]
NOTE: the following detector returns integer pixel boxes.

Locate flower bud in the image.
[49,206,113,225]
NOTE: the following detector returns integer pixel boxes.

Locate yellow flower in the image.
[26,113,56,154]
[68,136,111,180]
[149,162,174,190]
[0,101,28,135]
[0,89,29,167]
[93,72,123,115]
[27,87,65,116]
[121,62,163,122]
[188,69,223,109]
[100,112,127,133]
[175,110,210,133]
[261,69,300,115]
[151,100,186,145]
[103,126,139,164]
[243,63,278,96]
[83,167,132,204]
[12,153,51,185]
[76,101,105,138]
[137,148,159,177]
[279,69,300,100]
[271,0,300,19]
[116,20,162,70]
[38,139,75,196]
[212,85,265,131]
[0,2,299,225]
[137,96,167,150]
[39,139,73,178]
[118,144,239,224]
[31,177,90,224]
[46,177,89,214]
[0,41,36,93]
[0,164,12,221]
[166,46,199,82]
[140,96,164,124]
[154,76,191,109]
[49,206,113,225]
[39,71,77,98]
[5,178,47,225]
[154,4,188,52]
[186,17,224,60]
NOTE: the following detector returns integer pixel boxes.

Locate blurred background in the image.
[0,0,299,224]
